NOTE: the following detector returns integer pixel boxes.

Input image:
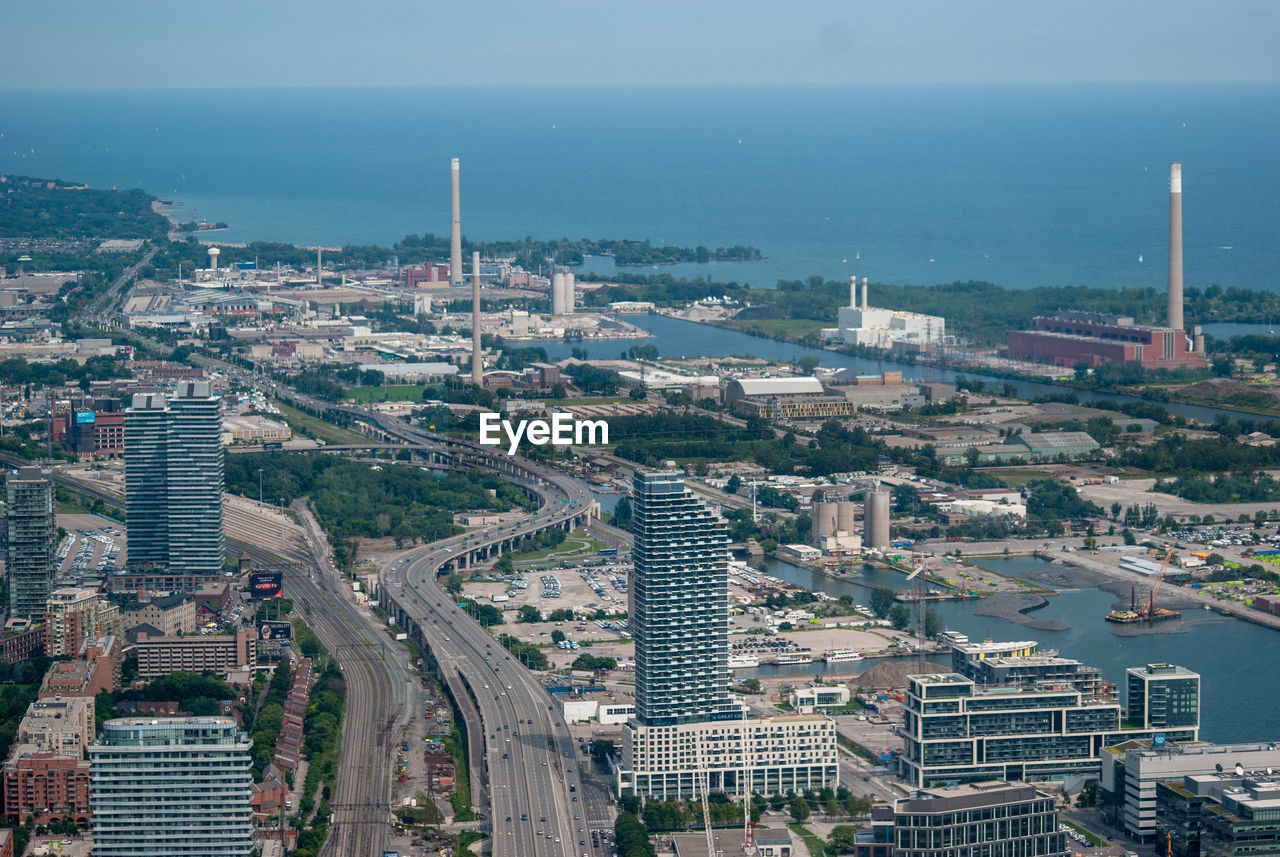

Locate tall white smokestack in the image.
[862,276,869,311]
[1168,162,1184,331]
[849,275,857,309]
[471,251,482,387]
[450,158,463,286]
[316,247,322,285]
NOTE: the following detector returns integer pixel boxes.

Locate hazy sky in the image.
[5,0,1278,89]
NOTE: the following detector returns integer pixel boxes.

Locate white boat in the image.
[822,649,864,663]
[728,654,760,669]
[773,653,814,666]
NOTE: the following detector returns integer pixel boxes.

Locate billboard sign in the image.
[249,571,283,599]
[75,411,96,424]
[1153,733,1167,747]
[258,621,292,642]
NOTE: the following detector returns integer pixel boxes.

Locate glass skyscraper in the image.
[125,381,224,580]
[90,717,252,856]
[5,467,55,620]
[631,470,737,726]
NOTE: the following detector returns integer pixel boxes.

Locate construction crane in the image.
[695,744,719,857]
[907,556,927,673]
[1105,548,1182,624]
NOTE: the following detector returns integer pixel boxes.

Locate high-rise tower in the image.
[91,717,253,856]
[631,471,736,725]
[450,157,463,285]
[5,467,55,620]
[1168,162,1184,332]
[126,381,224,582]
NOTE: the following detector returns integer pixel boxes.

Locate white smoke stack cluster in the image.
[1168,162,1184,331]
[862,276,869,311]
[849,275,857,309]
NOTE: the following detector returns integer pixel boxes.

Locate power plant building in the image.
[825,276,946,352]
[1006,164,1205,371]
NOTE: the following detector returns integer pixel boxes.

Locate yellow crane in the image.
[1105,548,1182,623]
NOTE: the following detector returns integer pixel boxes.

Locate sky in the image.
[4,0,1278,89]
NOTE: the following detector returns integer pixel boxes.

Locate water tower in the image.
[207,247,220,272]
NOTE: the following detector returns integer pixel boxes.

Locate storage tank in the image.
[551,272,566,315]
[564,272,575,313]
[863,490,891,551]
[812,500,838,545]
[836,500,856,535]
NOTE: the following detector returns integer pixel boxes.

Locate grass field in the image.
[1062,820,1106,848]
[345,384,432,403]
[544,397,629,407]
[511,534,607,563]
[983,467,1048,488]
[720,318,827,343]
[270,400,368,445]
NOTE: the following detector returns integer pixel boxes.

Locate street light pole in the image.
[258,468,264,505]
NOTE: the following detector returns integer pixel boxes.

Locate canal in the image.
[535,314,1280,426]
[748,553,1277,743]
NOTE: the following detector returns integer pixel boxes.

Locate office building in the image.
[90,717,253,857]
[133,628,255,679]
[1126,663,1200,731]
[630,470,735,726]
[618,471,839,798]
[5,467,55,621]
[948,636,1102,695]
[1158,770,1280,857]
[1100,741,1280,842]
[125,381,224,584]
[44,587,123,657]
[893,781,1065,857]
[901,672,1199,787]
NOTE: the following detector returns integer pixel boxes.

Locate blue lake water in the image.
[2,84,1278,291]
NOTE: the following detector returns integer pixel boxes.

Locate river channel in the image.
[535,314,1280,426]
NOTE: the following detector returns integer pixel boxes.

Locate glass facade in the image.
[125,382,224,579]
[903,673,1198,787]
[1126,664,1201,731]
[5,467,55,621]
[894,782,1066,857]
[631,470,736,726]
[90,717,252,857]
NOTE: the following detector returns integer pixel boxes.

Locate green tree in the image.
[924,607,944,638]
[612,495,633,530]
[889,603,911,630]
[550,629,566,644]
[1110,501,1122,520]
[516,604,541,623]
[869,587,896,619]
[726,474,741,495]
[444,574,464,595]
[790,795,811,822]
[829,825,864,853]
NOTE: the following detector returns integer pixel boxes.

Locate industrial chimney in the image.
[450,158,463,286]
[1168,163,1184,331]
[564,272,575,314]
[471,251,482,387]
[862,276,869,311]
[849,275,857,309]
[551,272,566,315]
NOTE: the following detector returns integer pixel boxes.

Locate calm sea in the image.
[1,84,1278,291]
